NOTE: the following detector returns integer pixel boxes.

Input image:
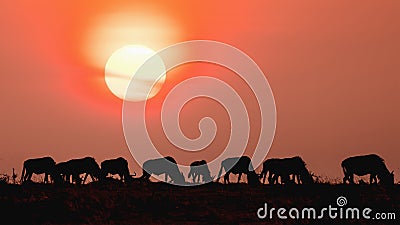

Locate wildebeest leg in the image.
[370,174,377,184]
[343,175,348,184]
[268,173,274,184]
[68,174,73,183]
[24,172,29,181]
[140,170,150,181]
[165,174,169,183]
[343,173,352,184]
[237,173,242,183]
[81,173,88,184]
[224,172,230,184]
[276,175,282,184]
[292,174,296,184]
[72,174,79,184]
[267,173,274,184]
[285,174,292,184]
[349,174,355,184]
[89,174,96,182]
[44,173,49,183]
[262,172,267,184]
[294,174,300,184]
[27,172,33,181]
[281,174,289,184]
[191,175,196,183]
[373,175,378,184]
[46,173,52,183]
[22,172,27,182]
[272,174,279,184]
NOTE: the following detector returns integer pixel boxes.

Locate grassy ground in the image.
[0,181,398,224]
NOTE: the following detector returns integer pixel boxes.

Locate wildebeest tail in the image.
[139,168,149,180]
[216,163,224,182]
[188,168,193,179]
[248,162,255,172]
[341,160,348,176]
[20,164,26,183]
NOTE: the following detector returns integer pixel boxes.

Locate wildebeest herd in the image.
[19,154,395,186]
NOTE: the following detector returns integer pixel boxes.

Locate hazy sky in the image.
[0,0,399,182]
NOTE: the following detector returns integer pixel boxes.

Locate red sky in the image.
[0,0,399,182]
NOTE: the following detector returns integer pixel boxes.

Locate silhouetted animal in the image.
[342,154,394,185]
[165,156,177,164]
[54,161,75,183]
[188,160,213,183]
[216,156,259,185]
[21,157,56,184]
[260,158,288,184]
[55,157,101,184]
[260,156,313,184]
[248,171,261,186]
[140,156,185,185]
[101,157,135,182]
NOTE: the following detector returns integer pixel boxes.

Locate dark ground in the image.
[0,181,398,225]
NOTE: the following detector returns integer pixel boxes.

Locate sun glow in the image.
[85,11,180,68]
[85,11,180,101]
[105,45,166,101]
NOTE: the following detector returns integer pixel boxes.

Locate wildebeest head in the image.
[247,171,261,186]
[379,171,394,185]
[203,174,214,183]
[173,171,186,185]
[165,156,177,164]
[84,157,101,180]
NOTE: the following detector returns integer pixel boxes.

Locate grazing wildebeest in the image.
[54,161,76,184]
[341,154,394,185]
[55,157,101,184]
[216,156,260,185]
[140,156,185,185]
[101,157,135,182]
[20,157,56,184]
[188,160,213,183]
[260,156,313,185]
[260,158,288,184]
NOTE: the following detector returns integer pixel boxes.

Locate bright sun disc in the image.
[105,45,166,101]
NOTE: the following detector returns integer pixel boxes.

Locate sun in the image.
[105,45,166,101]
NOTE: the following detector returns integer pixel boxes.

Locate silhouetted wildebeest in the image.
[260,156,313,185]
[55,157,101,184]
[20,156,56,184]
[216,156,260,185]
[101,157,135,182]
[188,160,213,183]
[260,158,288,184]
[54,161,76,184]
[140,156,185,185]
[342,154,394,185]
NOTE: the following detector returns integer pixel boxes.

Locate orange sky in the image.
[0,0,399,182]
